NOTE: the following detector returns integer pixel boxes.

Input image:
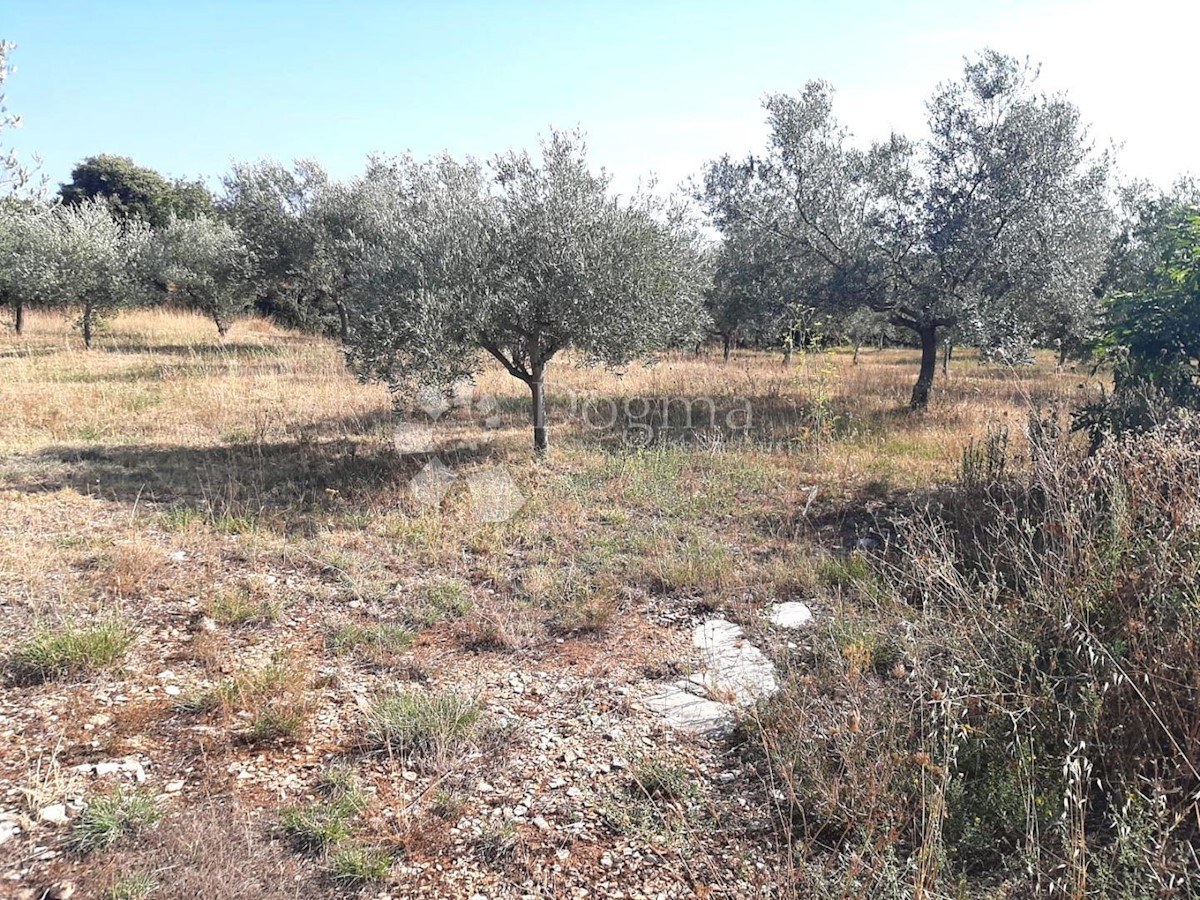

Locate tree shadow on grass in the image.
[11,437,498,532]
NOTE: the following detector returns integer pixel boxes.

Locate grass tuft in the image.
[69,788,161,853]
[326,622,414,664]
[104,872,159,900]
[8,621,134,683]
[326,843,393,884]
[363,689,482,771]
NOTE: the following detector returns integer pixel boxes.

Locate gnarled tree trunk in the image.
[910,322,939,409]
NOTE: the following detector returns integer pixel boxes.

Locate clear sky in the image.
[2,0,1196,197]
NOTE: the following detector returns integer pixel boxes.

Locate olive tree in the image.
[48,199,149,348]
[703,51,1112,408]
[148,214,253,336]
[346,132,708,454]
[219,159,361,336]
[0,201,56,332]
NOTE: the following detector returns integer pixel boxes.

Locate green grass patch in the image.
[327,843,393,884]
[326,622,414,663]
[206,588,281,626]
[8,621,134,683]
[69,788,161,853]
[104,872,159,900]
[363,689,482,771]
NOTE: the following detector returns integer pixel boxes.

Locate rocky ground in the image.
[0,499,818,899]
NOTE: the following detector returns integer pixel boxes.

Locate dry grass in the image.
[0,309,1113,896]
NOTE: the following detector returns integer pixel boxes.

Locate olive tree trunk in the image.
[529,363,548,456]
[82,302,95,349]
[910,323,940,409]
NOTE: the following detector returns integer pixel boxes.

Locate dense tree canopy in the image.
[59,154,212,227]
[219,159,362,336]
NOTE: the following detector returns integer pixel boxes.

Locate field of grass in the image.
[0,310,1112,898]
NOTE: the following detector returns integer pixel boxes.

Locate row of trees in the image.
[0,201,251,344]
[1,41,1196,439]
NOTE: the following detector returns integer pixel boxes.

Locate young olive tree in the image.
[48,199,149,348]
[703,51,1112,408]
[0,201,57,332]
[148,214,253,336]
[346,132,708,454]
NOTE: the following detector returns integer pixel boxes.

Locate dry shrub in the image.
[751,414,1200,897]
[95,540,162,600]
[454,601,542,653]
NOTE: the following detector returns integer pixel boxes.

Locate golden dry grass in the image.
[0,309,1109,896]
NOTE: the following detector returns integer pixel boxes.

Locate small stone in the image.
[199,616,218,633]
[555,848,570,861]
[532,815,551,831]
[513,804,528,817]
[548,778,567,790]
[611,756,628,770]
[402,771,418,782]
[164,685,181,697]
[476,780,494,793]
[768,602,814,630]
[165,780,185,793]
[39,804,69,826]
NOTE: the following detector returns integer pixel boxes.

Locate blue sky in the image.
[3,0,1196,196]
